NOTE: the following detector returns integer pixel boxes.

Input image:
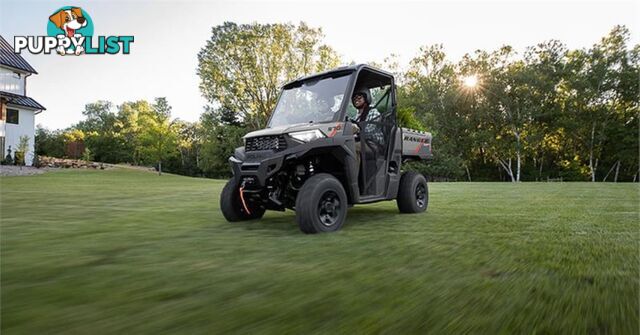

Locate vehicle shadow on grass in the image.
[222,206,402,234]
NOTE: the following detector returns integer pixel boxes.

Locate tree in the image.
[15,135,30,166]
[199,106,246,178]
[35,126,65,158]
[152,97,172,121]
[197,22,341,129]
[82,147,93,163]
[557,26,638,181]
[139,116,178,176]
[63,128,86,159]
[402,44,467,179]
[139,100,178,175]
[400,28,638,182]
[76,101,129,163]
[521,40,568,180]
[77,101,115,130]
[117,100,154,165]
[397,106,425,130]
[462,45,541,182]
[171,120,203,176]
[596,28,639,182]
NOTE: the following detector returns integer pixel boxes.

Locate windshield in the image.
[268,74,351,127]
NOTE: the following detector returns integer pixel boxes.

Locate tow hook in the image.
[239,181,251,215]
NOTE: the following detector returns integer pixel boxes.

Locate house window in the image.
[6,109,18,124]
[0,69,25,95]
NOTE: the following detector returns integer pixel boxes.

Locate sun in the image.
[463,74,479,88]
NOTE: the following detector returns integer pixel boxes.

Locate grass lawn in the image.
[1,169,638,334]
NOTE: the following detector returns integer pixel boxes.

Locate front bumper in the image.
[229,136,350,189]
[230,149,286,189]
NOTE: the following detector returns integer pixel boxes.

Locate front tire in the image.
[220,179,265,222]
[295,173,348,234]
[397,171,428,213]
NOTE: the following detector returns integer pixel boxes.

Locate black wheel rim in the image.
[318,190,341,227]
[415,183,426,208]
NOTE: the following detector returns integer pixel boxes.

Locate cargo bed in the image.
[401,128,432,160]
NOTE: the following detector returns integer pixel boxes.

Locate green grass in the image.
[1,169,638,334]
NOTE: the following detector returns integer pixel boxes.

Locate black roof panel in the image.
[0,35,38,74]
[0,91,46,110]
[283,64,393,88]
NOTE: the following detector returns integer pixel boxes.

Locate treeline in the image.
[398,25,639,182]
[36,23,639,181]
[37,98,203,176]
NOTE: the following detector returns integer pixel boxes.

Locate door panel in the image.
[351,68,397,198]
[360,87,393,196]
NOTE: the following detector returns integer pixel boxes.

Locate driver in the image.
[352,90,380,123]
[351,90,382,167]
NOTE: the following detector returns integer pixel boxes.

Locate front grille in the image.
[245,135,287,152]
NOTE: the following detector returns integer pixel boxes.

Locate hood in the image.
[244,122,339,138]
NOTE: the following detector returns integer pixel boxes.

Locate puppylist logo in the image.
[14,6,134,56]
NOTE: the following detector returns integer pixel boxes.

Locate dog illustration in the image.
[49,7,87,55]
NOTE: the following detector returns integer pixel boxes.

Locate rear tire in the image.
[220,179,265,222]
[295,173,348,234]
[397,171,428,213]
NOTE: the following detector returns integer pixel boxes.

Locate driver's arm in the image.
[351,122,360,135]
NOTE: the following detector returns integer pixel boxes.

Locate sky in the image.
[1,0,638,130]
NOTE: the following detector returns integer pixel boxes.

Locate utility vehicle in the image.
[221,64,432,233]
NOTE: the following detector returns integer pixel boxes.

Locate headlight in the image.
[289,129,325,142]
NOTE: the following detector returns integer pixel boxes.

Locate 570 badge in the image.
[14,6,134,56]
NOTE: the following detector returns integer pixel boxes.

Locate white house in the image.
[0,35,45,166]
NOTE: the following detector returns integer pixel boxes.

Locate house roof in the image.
[0,91,46,111]
[0,35,38,74]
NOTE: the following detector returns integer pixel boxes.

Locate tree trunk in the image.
[465,165,471,182]
[515,132,521,182]
[134,147,141,166]
[516,151,521,182]
[614,161,621,183]
[588,123,596,182]
[158,160,162,176]
[508,158,515,182]
[603,160,619,182]
[539,157,544,180]
[497,157,515,182]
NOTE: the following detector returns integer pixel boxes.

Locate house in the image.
[0,35,46,166]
